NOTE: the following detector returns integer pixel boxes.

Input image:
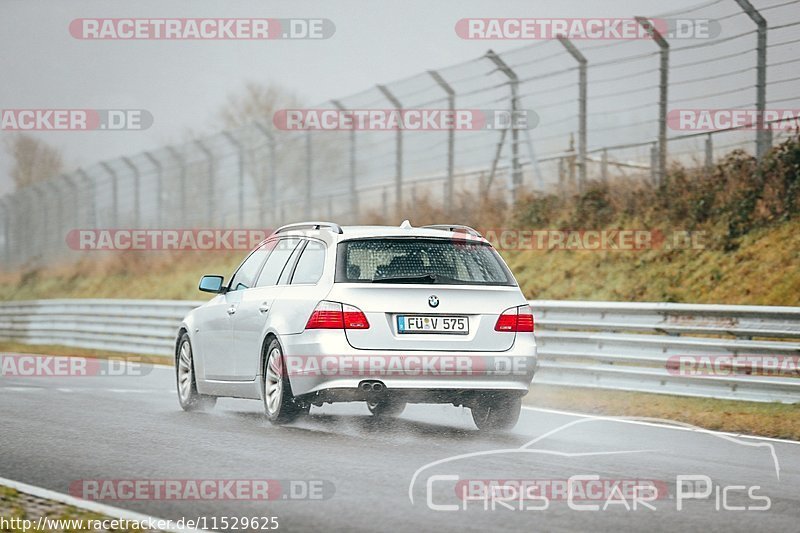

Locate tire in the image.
[262,339,309,424]
[366,397,406,417]
[471,393,521,431]
[176,333,217,412]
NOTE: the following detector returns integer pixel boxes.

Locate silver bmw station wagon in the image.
[176,221,537,431]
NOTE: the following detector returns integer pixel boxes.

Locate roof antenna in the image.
[400,219,413,229]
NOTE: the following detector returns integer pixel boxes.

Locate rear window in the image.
[335,238,515,286]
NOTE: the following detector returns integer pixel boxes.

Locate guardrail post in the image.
[222,131,245,227]
[143,152,163,228]
[194,140,215,226]
[485,50,523,200]
[557,37,588,192]
[331,100,359,222]
[428,70,456,214]
[166,146,187,227]
[121,157,140,228]
[377,84,404,218]
[734,0,770,159]
[636,17,669,187]
[99,162,118,228]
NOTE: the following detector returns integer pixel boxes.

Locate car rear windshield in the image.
[335,238,516,286]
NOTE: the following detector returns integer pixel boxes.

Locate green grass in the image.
[1,218,797,305]
[507,218,800,305]
[525,384,800,441]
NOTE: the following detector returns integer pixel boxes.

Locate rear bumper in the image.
[279,330,537,398]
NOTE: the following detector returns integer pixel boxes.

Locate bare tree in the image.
[5,134,64,190]
[219,81,302,129]
[217,82,346,225]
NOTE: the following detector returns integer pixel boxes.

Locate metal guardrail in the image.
[531,300,800,403]
[0,298,797,403]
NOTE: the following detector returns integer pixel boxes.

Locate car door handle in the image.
[258,303,270,314]
[227,305,237,315]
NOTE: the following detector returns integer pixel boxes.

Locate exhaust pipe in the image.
[359,380,386,393]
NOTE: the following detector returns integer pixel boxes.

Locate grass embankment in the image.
[0,485,148,532]
[525,384,800,441]
[6,138,799,304]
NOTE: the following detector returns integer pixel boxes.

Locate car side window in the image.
[228,241,275,291]
[291,240,326,284]
[277,239,306,285]
[255,238,301,287]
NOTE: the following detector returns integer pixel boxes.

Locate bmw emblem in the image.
[428,295,439,308]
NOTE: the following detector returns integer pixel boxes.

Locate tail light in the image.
[305,301,370,330]
[494,305,535,333]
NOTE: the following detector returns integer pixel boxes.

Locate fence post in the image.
[166,146,187,227]
[143,152,163,228]
[253,122,278,226]
[485,50,522,200]
[601,149,608,182]
[0,199,9,266]
[52,174,75,255]
[331,100,359,221]
[305,131,313,219]
[428,70,456,213]
[650,143,658,184]
[31,184,50,261]
[222,131,245,227]
[636,16,669,187]
[194,140,215,226]
[705,134,714,174]
[557,37,588,192]
[76,168,96,228]
[377,84,404,218]
[99,162,119,227]
[121,157,140,228]
[734,0,770,159]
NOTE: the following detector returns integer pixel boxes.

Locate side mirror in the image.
[199,275,225,294]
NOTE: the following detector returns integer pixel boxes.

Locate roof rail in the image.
[422,224,483,238]
[275,221,344,234]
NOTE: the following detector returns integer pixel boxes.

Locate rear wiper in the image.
[372,273,438,284]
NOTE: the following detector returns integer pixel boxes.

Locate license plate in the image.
[397,315,468,334]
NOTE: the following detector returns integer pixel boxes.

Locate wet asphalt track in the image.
[1,364,799,532]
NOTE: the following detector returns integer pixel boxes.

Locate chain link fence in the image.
[2,0,799,269]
